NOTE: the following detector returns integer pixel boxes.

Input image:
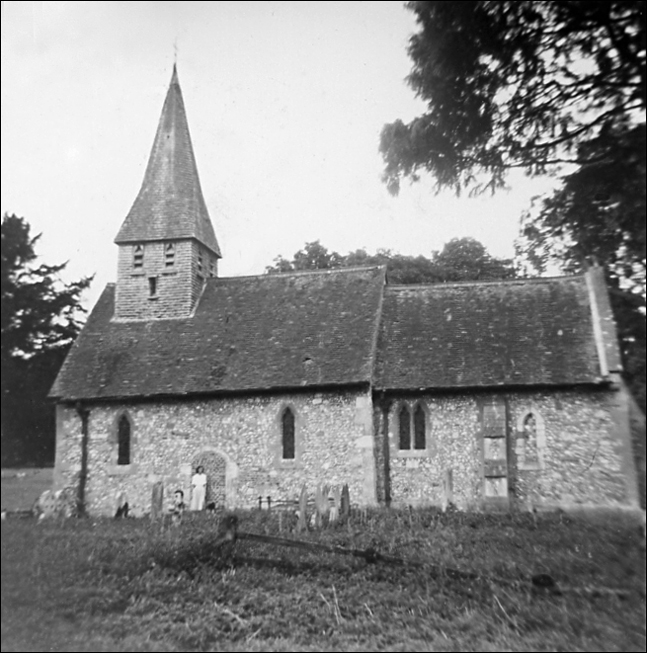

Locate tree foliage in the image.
[266,237,516,284]
[1,213,92,466]
[380,1,645,195]
[1,214,92,361]
[516,122,646,407]
[381,1,646,409]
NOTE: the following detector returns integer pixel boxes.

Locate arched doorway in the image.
[191,450,227,509]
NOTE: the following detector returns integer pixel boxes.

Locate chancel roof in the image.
[374,274,611,390]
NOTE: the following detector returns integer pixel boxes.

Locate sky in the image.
[1,1,560,310]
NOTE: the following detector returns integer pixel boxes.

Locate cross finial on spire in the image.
[173,38,178,65]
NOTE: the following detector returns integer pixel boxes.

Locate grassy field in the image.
[1,508,645,652]
[1,468,53,512]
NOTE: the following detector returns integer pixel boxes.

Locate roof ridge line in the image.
[220,265,387,281]
[386,273,584,290]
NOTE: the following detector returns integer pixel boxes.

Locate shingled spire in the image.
[114,67,221,321]
[115,65,220,256]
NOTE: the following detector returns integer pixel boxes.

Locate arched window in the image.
[521,413,539,464]
[117,415,131,465]
[414,404,426,450]
[398,405,411,450]
[515,409,545,470]
[282,408,295,460]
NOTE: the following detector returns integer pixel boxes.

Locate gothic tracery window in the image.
[398,402,427,451]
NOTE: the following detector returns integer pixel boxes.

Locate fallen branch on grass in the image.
[214,514,633,600]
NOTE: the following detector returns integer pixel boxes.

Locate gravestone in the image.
[329,486,341,524]
[442,469,454,511]
[315,484,329,528]
[151,481,164,521]
[296,484,308,533]
[115,491,129,518]
[33,487,78,520]
[340,484,350,518]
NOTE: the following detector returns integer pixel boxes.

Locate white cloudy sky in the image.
[1,1,559,310]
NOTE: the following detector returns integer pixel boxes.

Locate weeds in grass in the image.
[1,508,645,652]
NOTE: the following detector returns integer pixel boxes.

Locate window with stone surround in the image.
[273,404,303,468]
[515,409,545,470]
[108,412,137,475]
[282,407,295,459]
[148,276,158,298]
[133,244,144,269]
[117,414,131,465]
[396,401,428,455]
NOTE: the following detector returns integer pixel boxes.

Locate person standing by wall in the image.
[190,466,207,511]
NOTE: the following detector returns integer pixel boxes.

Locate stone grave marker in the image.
[151,481,164,521]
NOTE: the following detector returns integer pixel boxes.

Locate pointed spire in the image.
[115,66,221,257]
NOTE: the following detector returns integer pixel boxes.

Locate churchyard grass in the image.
[0,468,53,513]
[1,508,645,652]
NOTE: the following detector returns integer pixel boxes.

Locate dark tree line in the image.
[265,237,516,284]
[1,214,92,466]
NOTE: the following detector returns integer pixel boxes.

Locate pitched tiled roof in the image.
[50,267,385,401]
[51,267,618,401]
[374,275,606,390]
[114,66,221,256]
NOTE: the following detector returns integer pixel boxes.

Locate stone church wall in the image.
[53,388,376,517]
[382,388,637,510]
[53,386,637,516]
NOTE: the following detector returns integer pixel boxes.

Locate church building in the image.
[50,67,640,516]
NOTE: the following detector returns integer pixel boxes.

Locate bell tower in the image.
[114,66,221,321]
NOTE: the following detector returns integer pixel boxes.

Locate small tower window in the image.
[148,277,157,297]
[197,250,204,279]
[133,244,144,269]
[282,407,295,460]
[117,415,131,465]
[164,242,175,268]
[209,258,216,278]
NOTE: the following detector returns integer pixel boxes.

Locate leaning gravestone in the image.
[151,481,164,521]
[115,491,129,518]
[33,487,78,520]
